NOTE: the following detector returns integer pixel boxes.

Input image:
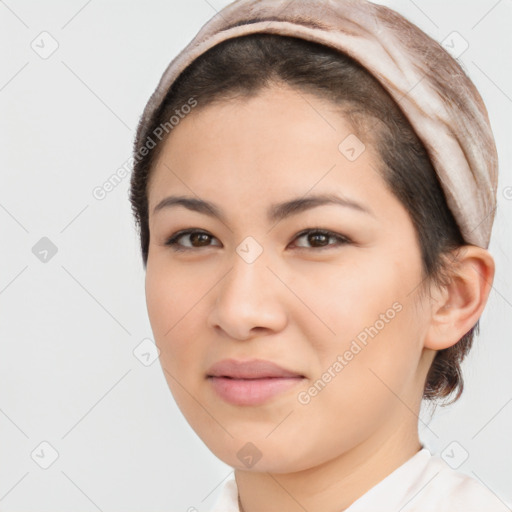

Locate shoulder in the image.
[348,448,509,512]
[409,453,508,511]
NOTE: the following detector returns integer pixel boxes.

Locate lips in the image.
[206,358,305,406]
[206,358,304,379]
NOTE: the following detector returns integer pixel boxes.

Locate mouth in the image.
[207,375,305,406]
[206,358,305,406]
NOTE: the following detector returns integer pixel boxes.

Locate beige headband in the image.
[137,0,498,248]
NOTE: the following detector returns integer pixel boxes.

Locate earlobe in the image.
[424,246,495,351]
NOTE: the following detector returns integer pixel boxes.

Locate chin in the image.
[202,435,318,474]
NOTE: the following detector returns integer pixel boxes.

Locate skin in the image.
[144,83,495,512]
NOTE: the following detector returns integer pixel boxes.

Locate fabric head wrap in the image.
[136,0,498,248]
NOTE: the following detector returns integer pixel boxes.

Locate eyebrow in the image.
[152,193,375,223]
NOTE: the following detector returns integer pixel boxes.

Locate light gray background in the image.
[1,0,511,510]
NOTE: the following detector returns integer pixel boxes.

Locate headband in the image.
[136,0,498,248]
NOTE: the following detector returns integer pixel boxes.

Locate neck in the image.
[235,418,422,512]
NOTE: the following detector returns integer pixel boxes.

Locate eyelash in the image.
[164,228,352,252]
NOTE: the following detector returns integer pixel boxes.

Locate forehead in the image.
[147,85,385,212]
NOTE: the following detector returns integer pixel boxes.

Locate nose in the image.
[207,249,288,340]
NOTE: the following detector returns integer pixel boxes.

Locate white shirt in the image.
[209,447,509,511]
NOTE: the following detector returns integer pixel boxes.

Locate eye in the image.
[165,229,221,251]
[164,228,352,252]
[290,228,352,250]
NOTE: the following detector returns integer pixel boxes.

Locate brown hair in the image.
[130,33,477,405]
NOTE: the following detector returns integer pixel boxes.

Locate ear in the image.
[424,246,495,350]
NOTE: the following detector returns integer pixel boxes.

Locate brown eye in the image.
[189,232,211,246]
[307,232,329,247]
[165,230,221,251]
[292,229,351,250]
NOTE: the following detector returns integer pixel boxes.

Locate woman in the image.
[129,0,505,510]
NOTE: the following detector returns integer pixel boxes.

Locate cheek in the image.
[291,251,412,348]
[295,249,424,396]
[145,262,205,367]
[145,267,179,339]
[145,254,209,332]
[301,311,421,436]
[145,264,210,419]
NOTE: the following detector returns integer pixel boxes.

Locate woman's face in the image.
[145,84,435,472]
